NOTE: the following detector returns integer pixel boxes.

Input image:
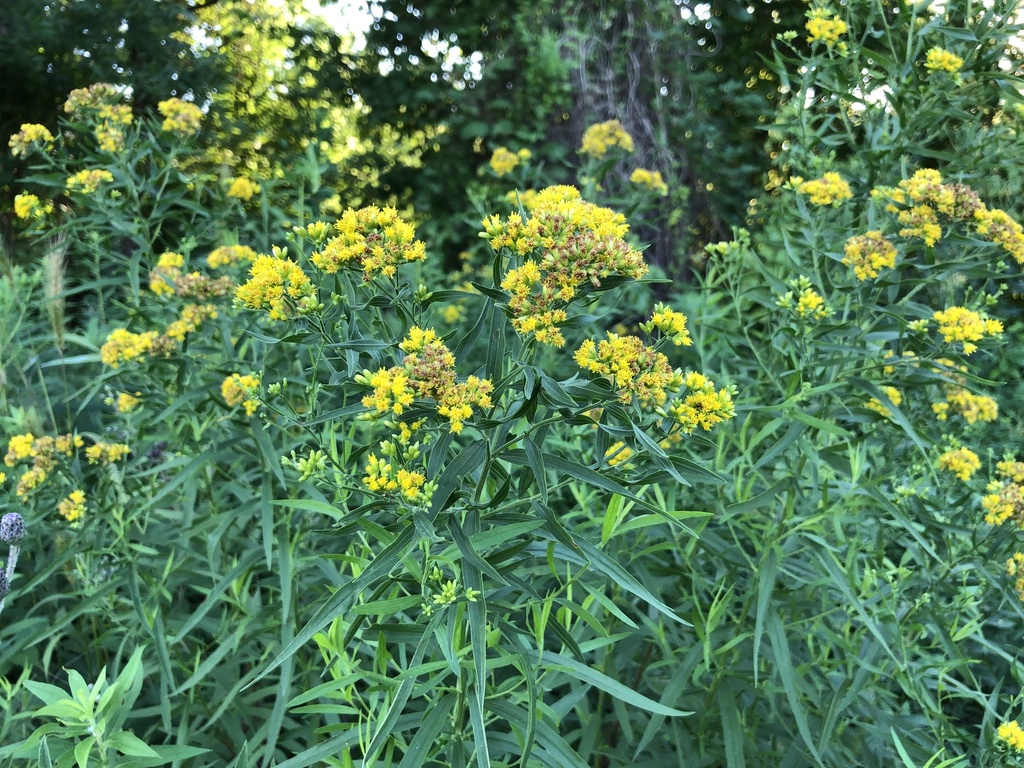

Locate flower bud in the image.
[0,569,7,596]
[0,513,25,544]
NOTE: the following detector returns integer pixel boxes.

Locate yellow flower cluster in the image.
[157,98,203,136]
[932,386,997,425]
[9,123,54,157]
[668,372,736,434]
[975,207,1024,265]
[58,490,87,523]
[362,452,428,501]
[898,205,942,246]
[85,441,130,464]
[101,328,157,367]
[843,231,897,280]
[484,186,646,347]
[574,332,679,407]
[997,721,1024,752]
[360,327,493,434]
[66,169,114,195]
[932,306,1002,355]
[865,386,903,418]
[924,47,963,73]
[235,250,315,321]
[208,244,258,269]
[115,392,142,413]
[312,206,426,279]
[150,251,185,296]
[870,170,1023,256]
[794,172,852,205]
[982,460,1024,526]
[644,303,693,346]
[94,104,133,152]
[222,373,261,416]
[362,368,416,415]
[5,432,84,498]
[13,193,53,221]
[937,446,980,481]
[63,83,122,118]
[805,8,848,48]
[776,278,834,321]
[604,442,634,467]
[227,177,260,201]
[173,272,234,300]
[580,120,634,158]
[629,168,668,194]
[489,147,530,176]
[164,303,218,342]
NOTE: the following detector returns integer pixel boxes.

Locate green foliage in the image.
[3,0,1024,765]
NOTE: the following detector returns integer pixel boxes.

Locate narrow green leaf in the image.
[719,685,747,768]
[524,436,548,504]
[246,527,417,687]
[395,694,456,768]
[536,650,692,717]
[765,612,823,765]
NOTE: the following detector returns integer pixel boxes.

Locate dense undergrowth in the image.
[2,1,1024,766]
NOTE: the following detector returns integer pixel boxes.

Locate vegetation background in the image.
[1,0,1024,766]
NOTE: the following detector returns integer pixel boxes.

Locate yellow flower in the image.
[574,333,676,407]
[362,368,416,415]
[997,721,1024,752]
[9,123,54,157]
[363,453,398,492]
[235,252,315,320]
[66,169,114,195]
[100,328,157,367]
[13,193,53,221]
[924,47,963,73]
[865,386,902,418]
[86,441,131,464]
[58,490,87,523]
[668,372,736,434]
[312,206,426,278]
[222,373,261,416]
[580,120,634,158]
[116,392,142,413]
[805,8,847,48]
[361,328,493,433]
[898,205,942,245]
[629,168,668,194]
[63,83,122,117]
[937,447,980,481]
[843,231,897,280]
[942,389,997,424]
[646,303,692,346]
[489,147,520,177]
[207,244,258,269]
[975,207,1024,264]
[16,467,47,498]
[932,306,1000,355]
[795,172,852,205]
[4,434,35,466]
[157,98,203,135]
[227,177,260,201]
[604,442,634,467]
[984,480,1022,526]
[150,251,185,296]
[485,186,646,347]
